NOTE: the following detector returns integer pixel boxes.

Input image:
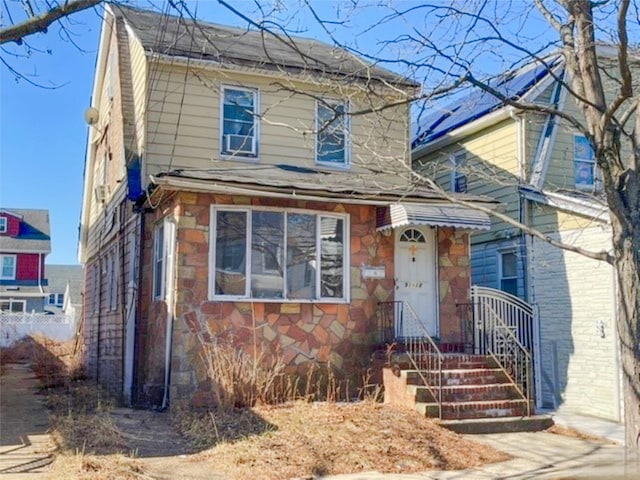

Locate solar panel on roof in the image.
[412,56,562,149]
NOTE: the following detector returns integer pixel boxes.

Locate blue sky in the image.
[0,1,556,265]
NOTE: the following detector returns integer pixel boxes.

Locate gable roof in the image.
[45,265,83,294]
[110,3,417,88]
[412,55,563,150]
[0,208,51,253]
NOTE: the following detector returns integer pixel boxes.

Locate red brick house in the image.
[0,208,51,314]
[78,4,495,409]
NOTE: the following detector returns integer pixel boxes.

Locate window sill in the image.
[315,161,350,171]
[220,153,260,162]
[208,296,350,304]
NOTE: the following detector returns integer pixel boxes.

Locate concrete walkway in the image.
[0,363,55,478]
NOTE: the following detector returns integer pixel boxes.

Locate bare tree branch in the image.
[0,0,102,45]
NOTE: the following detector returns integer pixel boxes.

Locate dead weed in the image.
[46,452,149,480]
[181,400,510,479]
[546,424,617,444]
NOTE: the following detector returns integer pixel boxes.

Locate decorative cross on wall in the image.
[409,244,418,262]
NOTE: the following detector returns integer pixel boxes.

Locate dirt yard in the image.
[1,337,510,479]
[1,369,509,479]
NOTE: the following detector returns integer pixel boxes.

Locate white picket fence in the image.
[0,313,77,347]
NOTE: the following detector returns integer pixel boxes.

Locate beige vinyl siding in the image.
[144,63,409,177]
[128,31,147,157]
[89,39,117,227]
[539,95,584,191]
[530,225,619,420]
[530,203,603,234]
[523,111,548,180]
[415,119,520,244]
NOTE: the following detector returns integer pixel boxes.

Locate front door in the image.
[394,226,437,337]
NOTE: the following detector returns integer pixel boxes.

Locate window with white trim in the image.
[0,299,25,314]
[0,255,16,280]
[316,100,349,167]
[48,293,64,306]
[221,86,258,157]
[574,135,599,190]
[451,150,467,193]
[153,223,165,300]
[498,250,518,297]
[0,217,7,233]
[153,219,175,301]
[211,207,348,301]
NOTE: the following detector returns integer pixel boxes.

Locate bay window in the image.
[210,207,348,301]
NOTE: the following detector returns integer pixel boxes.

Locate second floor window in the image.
[0,217,6,233]
[222,86,258,157]
[0,255,16,280]
[574,135,598,190]
[451,150,467,193]
[316,100,349,167]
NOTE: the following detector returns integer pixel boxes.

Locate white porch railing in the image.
[471,286,542,410]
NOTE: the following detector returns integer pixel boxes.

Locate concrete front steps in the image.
[383,353,553,434]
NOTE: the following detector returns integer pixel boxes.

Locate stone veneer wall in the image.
[437,229,471,344]
[138,192,471,407]
[168,192,396,406]
[135,198,180,407]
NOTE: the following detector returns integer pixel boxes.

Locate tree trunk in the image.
[607,167,640,470]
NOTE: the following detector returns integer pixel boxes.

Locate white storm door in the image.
[395,227,437,337]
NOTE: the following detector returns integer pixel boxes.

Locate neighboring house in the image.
[0,208,51,314]
[44,265,83,313]
[412,55,622,421]
[78,4,496,409]
[45,264,84,320]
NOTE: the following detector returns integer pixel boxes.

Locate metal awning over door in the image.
[376,203,491,232]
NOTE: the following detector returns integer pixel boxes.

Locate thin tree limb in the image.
[0,0,102,45]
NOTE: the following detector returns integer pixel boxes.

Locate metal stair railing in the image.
[378,301,444,418]
[472,287,533,416]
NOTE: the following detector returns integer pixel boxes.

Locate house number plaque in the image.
[361,266,385,279]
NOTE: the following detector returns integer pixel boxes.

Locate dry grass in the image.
[178,401,510,479]
[45,381,144,479]
[0,334,83,387]
[46,453,148,480]
[546,424,617,444]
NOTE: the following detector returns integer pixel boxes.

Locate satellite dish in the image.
[84,107,100,125]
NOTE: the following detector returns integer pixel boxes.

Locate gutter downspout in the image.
[38,252,44,294]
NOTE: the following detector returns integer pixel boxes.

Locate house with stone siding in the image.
[78,4,496,409]
[412,54,624,422]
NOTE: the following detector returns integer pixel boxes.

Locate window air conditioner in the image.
[94,184,108,203]
[225,134,255,155]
